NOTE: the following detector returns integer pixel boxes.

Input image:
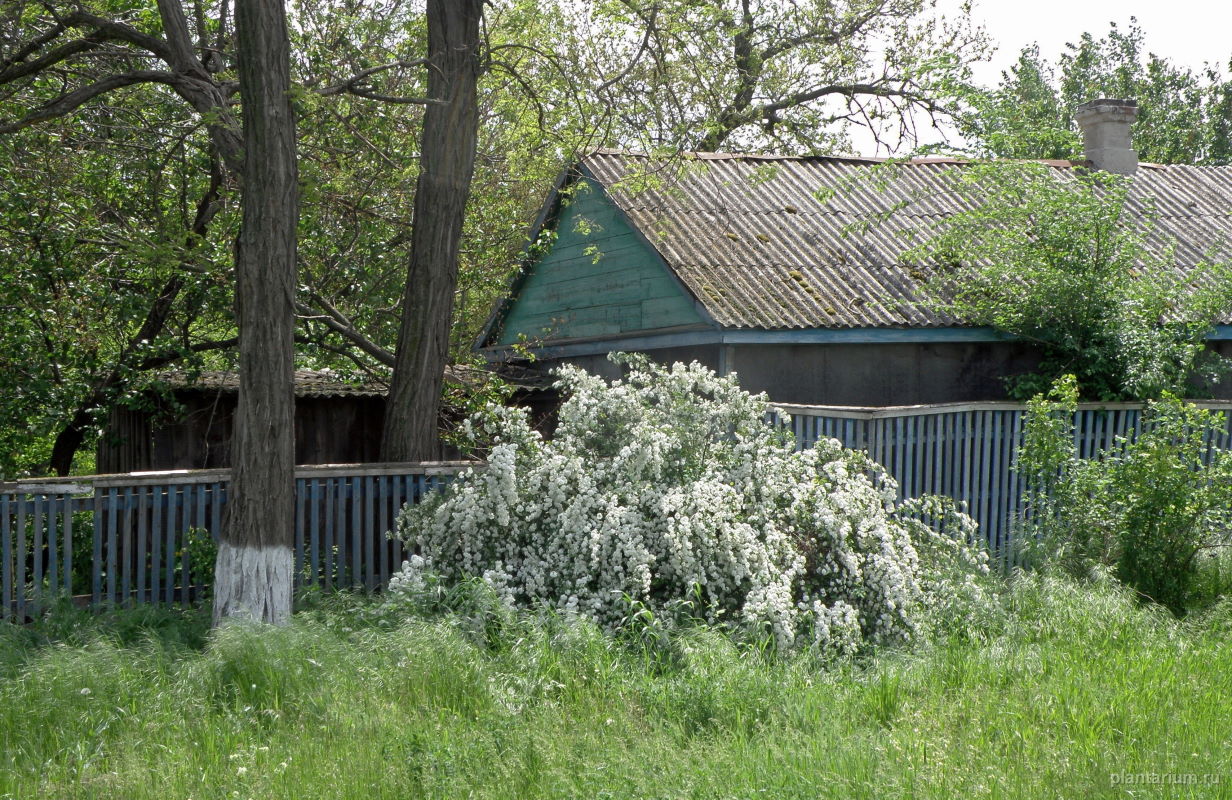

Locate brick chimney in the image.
[1074,98,1139,175]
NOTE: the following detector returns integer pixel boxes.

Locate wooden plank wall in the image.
[497,177,706,345]
[0,463,470,621]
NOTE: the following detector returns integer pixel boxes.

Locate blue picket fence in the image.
[7,400,1232,619]
[776,400,1232,564]
[0,463,470,621]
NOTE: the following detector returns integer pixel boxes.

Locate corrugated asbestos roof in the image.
[581,151,1232,329]
[162,370,388,397]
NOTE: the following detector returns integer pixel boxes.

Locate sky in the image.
[853,0,1232,155]
[960,0,1232,84]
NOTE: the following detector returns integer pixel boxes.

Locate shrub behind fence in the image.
[777,400,1232,568]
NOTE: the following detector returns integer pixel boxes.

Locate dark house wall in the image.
[534,341,1040,406]
[294,396,384,464]
[539,339,1232,406]
[727,341,1045,405]
[150,391,237,469]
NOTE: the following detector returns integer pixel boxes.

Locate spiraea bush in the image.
[393,355,989,655]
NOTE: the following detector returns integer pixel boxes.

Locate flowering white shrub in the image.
[393,354,986,654]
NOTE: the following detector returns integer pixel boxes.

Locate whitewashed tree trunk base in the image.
[212,543,293,626]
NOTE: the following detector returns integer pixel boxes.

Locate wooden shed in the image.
[96,365,553,473]
[97,370,387,473]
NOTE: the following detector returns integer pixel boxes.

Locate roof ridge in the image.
[584,148,1098,168]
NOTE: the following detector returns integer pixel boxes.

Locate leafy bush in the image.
[1017,375,1232,613]
[909,162,1232,401]
[394,355,988,655]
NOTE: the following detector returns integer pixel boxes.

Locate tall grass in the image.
[1,577,1230,799]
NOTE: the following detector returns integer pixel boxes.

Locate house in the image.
[477,100,1232,405]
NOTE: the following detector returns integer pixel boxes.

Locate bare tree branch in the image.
[135,337,240,371]
[764,80,938,117]
[593,3,657,94]
[317,57,429,94]
[0,38,102,84]
[51,9,174,62]
[294,298,395,366]
[0,70,186,134]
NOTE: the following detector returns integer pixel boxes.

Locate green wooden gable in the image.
[495,176,707,346]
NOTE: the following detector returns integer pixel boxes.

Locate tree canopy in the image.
[0,0,992,477]
[908,163,1232,401]
[962,20,1232,165]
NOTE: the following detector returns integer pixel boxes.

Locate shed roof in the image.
[162,369,388,398]
[571,151,1232,330]
[160,364,552,397]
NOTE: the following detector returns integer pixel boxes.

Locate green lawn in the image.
[2,576,1230,800]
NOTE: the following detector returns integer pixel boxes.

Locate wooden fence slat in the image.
[165,485,178,605]
[91,492,102,606]
[351,478,362,589]
[120,489,133,608]
[137,487,148,604]
[336,478,348,587]
[32,494,44,609]
[378,475,390,584]
[47,495,59,597]
[151,486,163,605]
[192,483,207,606]
[295,478,306,586]
[324,478,336,588]
[16,494,27,620]
[211,481,223,542]
[2,494,12,620]
[364,476,376,590]
[105,488,118,606]
[309,479,321,587]
[62,497,73,597]
[985,412,1000,555]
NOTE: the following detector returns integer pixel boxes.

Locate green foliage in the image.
[563,0,988,154]
[0,110,235,478]
[3,578,1232,798]
[0,0,998,473]
[1016,376,1232,615]
[910,162,1232,400]
[962,20,1232,165]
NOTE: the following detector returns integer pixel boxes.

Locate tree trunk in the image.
[214,0,298,625]
[48,409,93,476]
[381,0,482,462]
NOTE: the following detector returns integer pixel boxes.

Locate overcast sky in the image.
[961,0,1232,83]
[850,0,1232,155]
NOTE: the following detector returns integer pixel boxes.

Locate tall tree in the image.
[212,0,298,624]
[0,0,298,621]
[381,0,482,461]
[566,0,988,154]
[908,163,1232,400]
[962,20,1232,165]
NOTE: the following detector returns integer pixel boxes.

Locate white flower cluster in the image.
[393,354,980,654]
